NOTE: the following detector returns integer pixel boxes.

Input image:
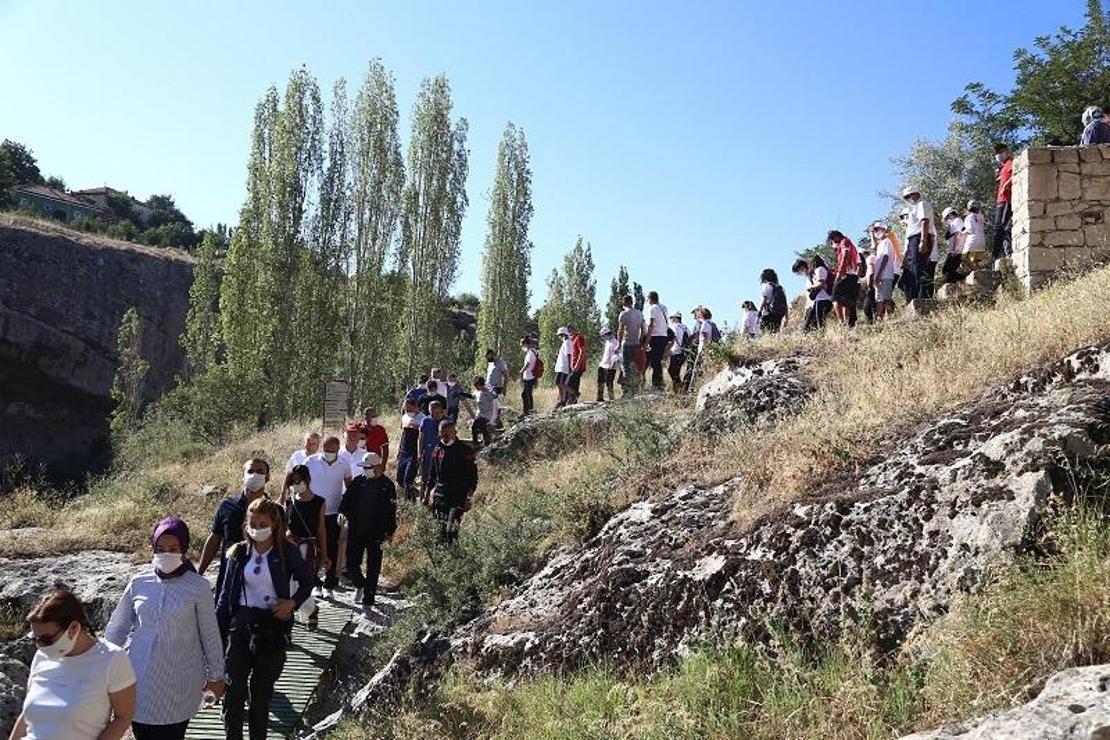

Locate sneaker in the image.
[307,607,319,632]
[354,587,364,603]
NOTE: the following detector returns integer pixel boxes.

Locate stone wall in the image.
[1012,145,1110,289]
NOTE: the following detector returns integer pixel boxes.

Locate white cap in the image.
[556,326,570,336]
[871,221,887,231]
[899,207,911,217]
[941,207,957,220]
[901,186,919,198]
[358,452,382,468]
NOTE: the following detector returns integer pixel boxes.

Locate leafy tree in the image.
[397,74,469,381]
[953,0,1110,146]
[181,231,223,378]
[537,238,600,379]
[0,140,43,184]
[632,282,645,312]
[476,123,533,368]
[110,308,149,438]
[604,265,630,331]
[0,149,16,208]
[44,175,65,190]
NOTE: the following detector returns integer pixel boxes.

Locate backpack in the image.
[532,356,545,379]
[705,320,722,344]
[768,284,788,318]
[823,267,836,296]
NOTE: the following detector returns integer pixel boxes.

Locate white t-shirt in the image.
[22,640,136,740]
[907,199,940,261]
[946,216,965,254]
[599,337,620,369]
[554,337,572,373]
[962,212,986,253]
[806,266,831,307]
[742,311,759,338]
[669,322,688,355]
[285,449,310,472]
[339,446,365,479]
[306,453,348,515]
[874,238,896,280]
[521,348,537,381]
[760,282,774,311]
[240,544,279,608]
[647,303,669,338]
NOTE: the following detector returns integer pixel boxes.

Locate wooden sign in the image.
[322,380,350,432]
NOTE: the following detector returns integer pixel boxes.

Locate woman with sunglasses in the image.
[11,588,136,740]
[215,497,313,740]
[283,464,328,631]
[104,516,225,740]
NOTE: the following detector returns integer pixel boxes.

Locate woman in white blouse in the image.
[11,587,136,740]
[105,516,225,740]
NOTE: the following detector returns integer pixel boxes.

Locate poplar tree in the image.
[182,231,222,378]
[536,237,600,379]
[397,74,469,381]
[604,265,630,331]
[110,307,149,437]
[348,59,404,406]
[476,123,533,368]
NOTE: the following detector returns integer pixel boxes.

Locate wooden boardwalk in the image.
[186,600,350,739]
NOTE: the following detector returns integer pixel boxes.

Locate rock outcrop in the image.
[479,402,612,465]
[0,218,194,479]
[457,341,1110,676]
[902,664,1110,739]
[691,356,813,435]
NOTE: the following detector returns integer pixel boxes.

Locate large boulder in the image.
[479,402,612,465]
[692,356,813,434]
[458,341,1110,676]
[901,664,1110,739]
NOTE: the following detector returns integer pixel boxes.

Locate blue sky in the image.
[0,1,1088,327]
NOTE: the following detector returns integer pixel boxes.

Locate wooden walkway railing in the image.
[185,600,350,739]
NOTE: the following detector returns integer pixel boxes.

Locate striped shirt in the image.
[105,570,225,725]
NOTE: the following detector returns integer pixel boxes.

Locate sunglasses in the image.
[253,554,264,575]
[30,625,69,647]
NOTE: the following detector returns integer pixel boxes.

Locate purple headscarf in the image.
[150,515,196,579]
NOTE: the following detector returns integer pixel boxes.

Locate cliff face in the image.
[0,217,193,480]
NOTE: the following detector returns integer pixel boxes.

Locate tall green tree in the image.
[476,123,533,368]
[0,140,43,185]
[397,74,469,381]
[348,59,405,407]
[181,231,222,378]
[0,149,16,208]
[110,307,149,437]
[953,0,1110,145]
[536,237,600,378]
[604,265,630,332]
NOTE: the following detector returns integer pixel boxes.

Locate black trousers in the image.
[667,354,685,392]
[472,417,492,446]
[521,378,535,414]
[345,536,383,605]
[596,367,616,401]
[647,336,668,388]
[993,202,1012,259]
[132,720,189,740]
[323,514,340,588]
[760,314,782,333]
[803,300,832,331]
[224,611,287,740]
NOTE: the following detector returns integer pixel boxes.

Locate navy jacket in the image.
[215,539,314,625]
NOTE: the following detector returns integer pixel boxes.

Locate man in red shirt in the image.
[359,407,390,468]
[828,230,860,327]
[992,143,1013,260]
[567,326,587,405]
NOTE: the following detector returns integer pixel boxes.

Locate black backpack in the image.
[768,284,788,318]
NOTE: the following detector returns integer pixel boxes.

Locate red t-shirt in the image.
[570,334,587,372]
[359,423,389,456]
[996,159,1013,203]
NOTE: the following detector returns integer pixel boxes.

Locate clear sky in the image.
[0,0,1088,328]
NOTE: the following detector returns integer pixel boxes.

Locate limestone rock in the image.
[691,357,813,435]
[0,551,140,629]
[901,664,1110,739]
[457,341,1110,677]
[479,403,612,465]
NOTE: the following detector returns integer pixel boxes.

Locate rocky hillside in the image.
[0,217,194,479]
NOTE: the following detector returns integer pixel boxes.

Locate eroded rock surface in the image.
[692,356,814,434]
[458,342,1110,676]
[902,664,1110,739]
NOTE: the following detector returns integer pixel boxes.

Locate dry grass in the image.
[682,265,1110,527]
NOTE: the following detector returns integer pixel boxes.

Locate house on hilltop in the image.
[15,184,104,224]
[73,186,154,225]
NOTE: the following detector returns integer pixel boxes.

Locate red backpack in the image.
[532,356,545,379]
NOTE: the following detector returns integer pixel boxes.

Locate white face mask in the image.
[322,451,338,463]
[291,482,307,496]
[38,623,78,660]
[247,526,272,542]
[243,472,266,492]
[152,552,184,573]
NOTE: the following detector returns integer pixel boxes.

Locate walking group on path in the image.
[11,123,1110,740]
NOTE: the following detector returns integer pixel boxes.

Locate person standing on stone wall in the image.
[993,144,1014,260]
[616,295,645,398]
[901,186,938,299]
[1080,106,1110,146]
